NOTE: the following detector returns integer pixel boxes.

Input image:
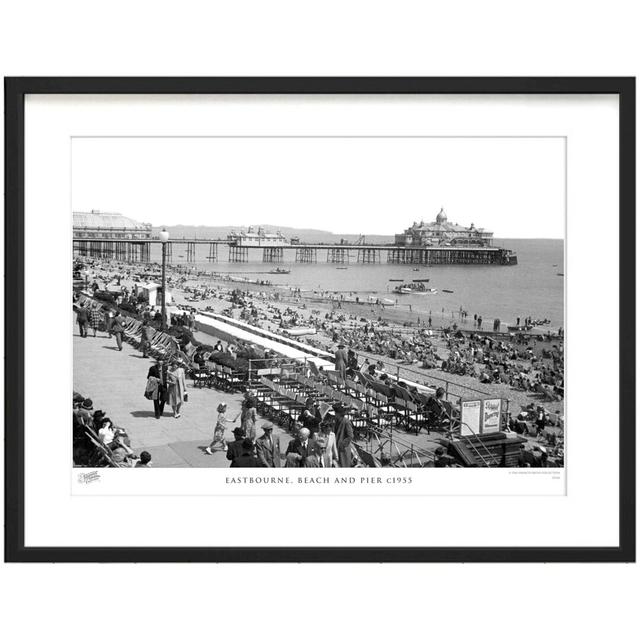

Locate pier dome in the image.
[435,208,447,224]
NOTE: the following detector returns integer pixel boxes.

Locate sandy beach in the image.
[79,259,565,421]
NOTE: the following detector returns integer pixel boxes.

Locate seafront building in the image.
[394,209,493,248]
[227,226,290,247]
[73,210,153,261]
[73,210,153,240]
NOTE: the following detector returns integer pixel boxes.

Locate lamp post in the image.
[159,228,170,330]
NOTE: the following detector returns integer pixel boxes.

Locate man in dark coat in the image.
[76,303,90,338]
[231,438,259,467]
[334,404,354,468]
[256,424,281,468]
[334,344,348,381]
[111,311,125,351]
[226,427,246,465]
[140,320,154,358]
[147,361,167,419]
[285,428,321,467]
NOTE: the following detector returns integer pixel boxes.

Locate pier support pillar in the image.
[327,247,349,263]
[186,242,196,262]
[208,243,218,262]
[229,245,248,262]
[357,248,381,264]
[263,247,284,263]
[295,247,317,263]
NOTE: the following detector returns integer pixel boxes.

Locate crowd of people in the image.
[217,393,356,468]
[440,329,564,398]
[73,394,152,467]
[73,256,564,469]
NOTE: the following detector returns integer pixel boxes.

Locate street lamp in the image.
[159,228,170,330]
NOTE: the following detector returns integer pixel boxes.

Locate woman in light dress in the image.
[205,402,239,454]
[240,395,258,441]
[166,360,187,418]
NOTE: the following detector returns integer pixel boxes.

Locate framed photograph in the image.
[5,77,635,562]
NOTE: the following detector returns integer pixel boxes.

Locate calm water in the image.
[149,239,564,329]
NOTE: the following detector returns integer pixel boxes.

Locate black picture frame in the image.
[4,77,635,563]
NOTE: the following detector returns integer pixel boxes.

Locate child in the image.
[205,403,239,454]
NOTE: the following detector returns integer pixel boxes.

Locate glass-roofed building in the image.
[73,210,152,240]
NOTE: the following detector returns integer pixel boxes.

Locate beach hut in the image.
[135,282,172,307]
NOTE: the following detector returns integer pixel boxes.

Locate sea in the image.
[148,239,565,330]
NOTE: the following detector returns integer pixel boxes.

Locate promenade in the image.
[72,326,283,468]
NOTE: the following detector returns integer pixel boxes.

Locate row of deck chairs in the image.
[331,368,458,434]
[191,361,245,392]
[76,294,180,362]
[84,425,130,468]
[121,317,180,360]
[252,375,375,437]
[252,367,447,438]
[76,413,129,468]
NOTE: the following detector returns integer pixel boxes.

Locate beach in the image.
[77,255,565,421]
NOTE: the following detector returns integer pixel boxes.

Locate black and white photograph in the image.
[72,135,565,472]
[6,76,633,563]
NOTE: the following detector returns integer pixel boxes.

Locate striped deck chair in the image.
[84,428,126,468]
[307,360,321,377]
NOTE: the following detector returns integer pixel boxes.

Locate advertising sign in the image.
[482,399,502,433]
[460,400,482,436]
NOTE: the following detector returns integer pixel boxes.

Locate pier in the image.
[73,237,517,266]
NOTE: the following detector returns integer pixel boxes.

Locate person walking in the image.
[140,320,154,358]
[146,360,167,419]
[205,403,238,454]
[240,395,258,441]
[89,303,102,337]
[111,311,125,351]
[256,424,281,467]
[166,360,187,418]
[76,303,89,338]
[334,403,354,468]
[226,427,247,465]
[285,427,321,467]
[106,309,115,337]
[334,344,348,381]
[230,438,259,467]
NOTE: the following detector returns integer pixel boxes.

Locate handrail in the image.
[458,421,499,467]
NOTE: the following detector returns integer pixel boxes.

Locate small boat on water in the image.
[442,289,454,293]
[412,268,420,272]
[556,272,564,276]
[336,267,348,270]
[389,278,404,282]
[412,278,430,282]
[393,282,436,294]
[381,298,395,306]
[269,268,290,274]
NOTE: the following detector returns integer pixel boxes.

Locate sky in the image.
[72,136,565,238]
